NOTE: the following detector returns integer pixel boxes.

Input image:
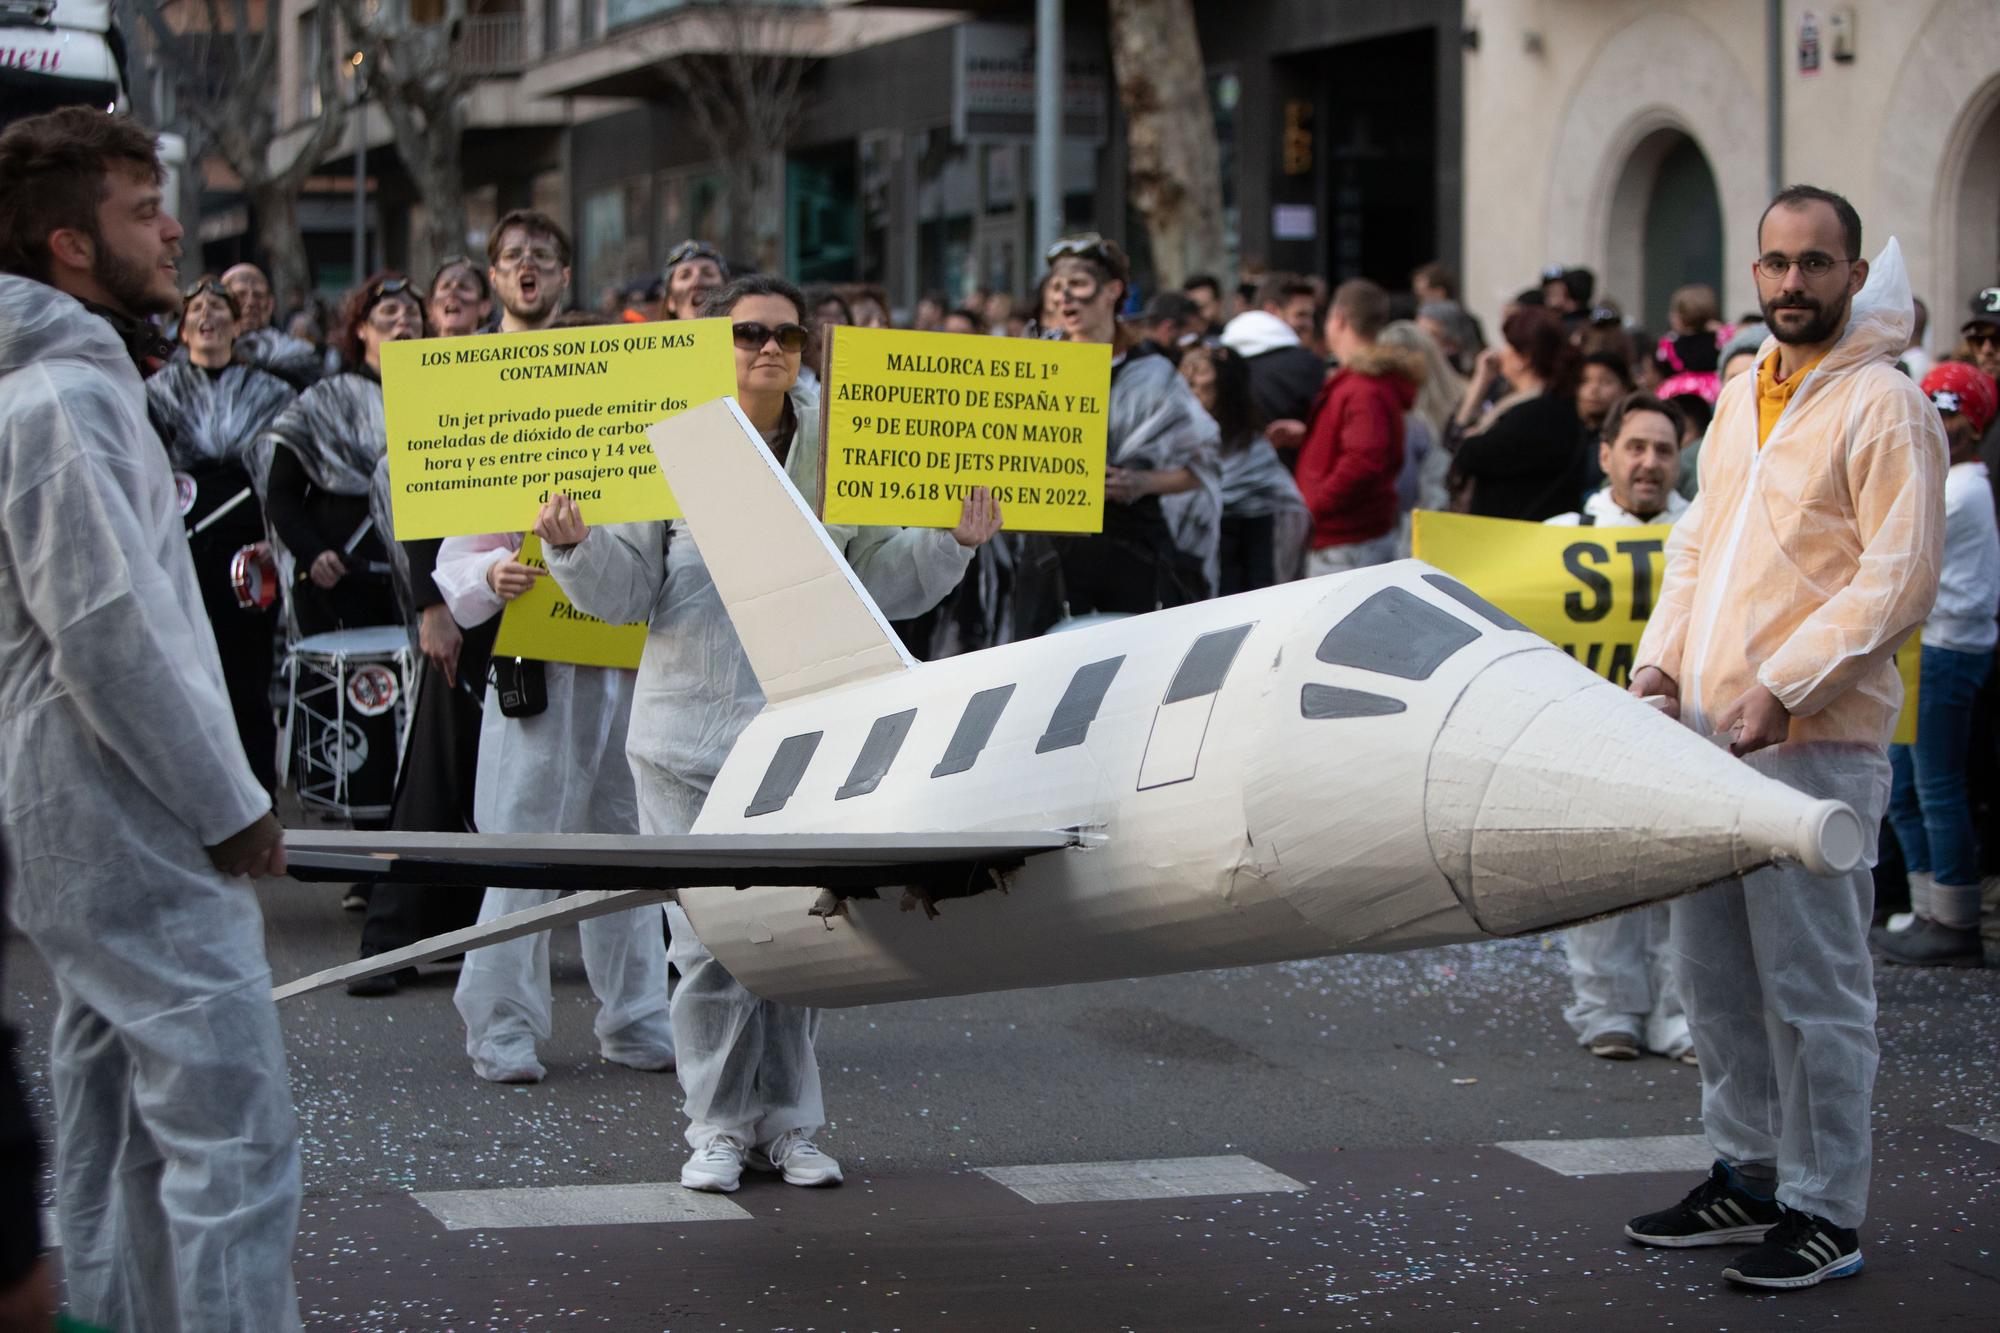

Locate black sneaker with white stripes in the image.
[1625,1160,1781,1247]
[1722,1207,1862,1289]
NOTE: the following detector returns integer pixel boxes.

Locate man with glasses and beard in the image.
[0,107,302,1330]
[1623,186,1946,1293]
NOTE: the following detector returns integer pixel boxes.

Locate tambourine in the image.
[229,542,279,610]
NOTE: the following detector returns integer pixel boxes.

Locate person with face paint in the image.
[221,260,323,389]
[662,238,727,321]
[260,273,419,637]
[146,276,298,792]
[0,106,303,1332]
[1624,187,1947,1292]
[1029,233,1221,626]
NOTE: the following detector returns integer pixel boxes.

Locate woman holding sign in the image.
[1036,235,1221,623]
[260,273,419,636]
[541,274,1001,1195]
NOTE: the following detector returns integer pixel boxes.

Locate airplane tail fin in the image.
[647,397,913,704]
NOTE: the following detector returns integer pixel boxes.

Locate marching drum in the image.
[283,626,416,823]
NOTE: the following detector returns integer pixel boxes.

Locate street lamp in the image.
[351,51,368,288]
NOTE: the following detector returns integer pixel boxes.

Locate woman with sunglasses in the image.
[539,273,1002,1195]
[1033,233,1221,626]
[146,277,299,791]
[260,272,421,637]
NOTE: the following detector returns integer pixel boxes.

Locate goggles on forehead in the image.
[665,239,725,272]
[1046,232,1119,266]
[181,279,236,310]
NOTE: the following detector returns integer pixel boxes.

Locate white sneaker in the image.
[681,1136,747,1193]
[750,1129,844,1187]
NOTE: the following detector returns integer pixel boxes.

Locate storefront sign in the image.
[820,326,1110,533]
[952,21,1108,143]
[380,320,737,539]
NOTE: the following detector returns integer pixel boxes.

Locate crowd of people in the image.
[0,100,1995,1325]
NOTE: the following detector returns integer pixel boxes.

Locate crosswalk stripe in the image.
[413,1182,752,1231]
[977,1155,1305,1206]
[1494,1134,1713,1177]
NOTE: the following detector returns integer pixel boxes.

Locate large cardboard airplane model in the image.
[278,398,1864,1005]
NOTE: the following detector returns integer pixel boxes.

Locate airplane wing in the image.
[275,828,1080,1001]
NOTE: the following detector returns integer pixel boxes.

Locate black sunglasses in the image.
[733,321,808,353]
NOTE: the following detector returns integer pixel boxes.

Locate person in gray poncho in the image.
[147,276,296,789]
[222,261,323,389]
[1022,235,1219,631]
[260,274,418,636]
[1179,340,1309,591]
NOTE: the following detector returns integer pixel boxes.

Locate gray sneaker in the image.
[1880,917,1983,968]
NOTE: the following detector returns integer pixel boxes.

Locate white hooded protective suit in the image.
[547,390,971,1150]
[1639,241,1945,1228]
[0,276,301,1330]
[433,533,674,1082]
[1545,489,1691,1056]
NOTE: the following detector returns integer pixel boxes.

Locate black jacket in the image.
[1453,391,1588,521]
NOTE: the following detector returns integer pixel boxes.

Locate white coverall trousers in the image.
[649,775,825,1152]
[1563,907,1691,1055]
[1669,740,1891,1229]
[8,820,301,1332]
[454,667,674,1081]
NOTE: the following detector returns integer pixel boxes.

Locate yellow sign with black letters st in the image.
[1412,510,1917,743]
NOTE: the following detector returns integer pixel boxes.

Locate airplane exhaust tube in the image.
[1739,793,1865,877]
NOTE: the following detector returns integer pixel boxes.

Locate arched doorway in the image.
[1605,128,1724,334]
[1944,76,2000,326]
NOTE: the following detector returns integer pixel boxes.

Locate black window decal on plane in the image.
[1036,656,1126,753]
[1162,625,1254,705]
[1422,573,1529,632]
[1301,683,1407,719]
[932,685,1016,777]
[744,731,823,817]
[836,709,918,800]
[1316,587,1478,680]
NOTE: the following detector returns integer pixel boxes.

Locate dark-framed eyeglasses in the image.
[666,239,725,271]
[732,321,808,353]
[1754,252,1853,281]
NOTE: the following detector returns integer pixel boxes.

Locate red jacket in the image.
[1295,343,1422,548]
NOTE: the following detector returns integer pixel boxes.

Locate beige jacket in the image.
[1635,240,1947,749]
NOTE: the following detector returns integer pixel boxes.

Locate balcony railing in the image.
[454,13,523,75]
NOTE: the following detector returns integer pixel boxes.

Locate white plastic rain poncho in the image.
[145,357,295,500]
[0,276,301,1330]
[432,533,674,1083]
[233,324,323,390]
[1111,350,1223,595]
[547,388,971,1150]
[1546,492,1691,1057]
[1638,241,1945,1228]
[1219,434,1310,585]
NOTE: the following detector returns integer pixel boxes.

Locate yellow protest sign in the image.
[1412,510,1917,743]
[381,320,738,540]
[820,326,1110,533]
[489,535,646,670]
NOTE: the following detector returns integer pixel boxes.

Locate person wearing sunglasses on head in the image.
[537,273,1003,1196]
[663,238,727,321]
[259,271,419,639]
[1030,232,1221,627]
[146,277,299,793]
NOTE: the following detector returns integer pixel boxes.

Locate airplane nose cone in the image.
[1425,650,1863,934]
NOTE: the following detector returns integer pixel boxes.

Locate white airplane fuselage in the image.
[681,560,1857,1008]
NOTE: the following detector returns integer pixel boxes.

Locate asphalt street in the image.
[6,869,1997,1331]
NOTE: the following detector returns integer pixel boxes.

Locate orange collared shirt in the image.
[1756,348,1828,447]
